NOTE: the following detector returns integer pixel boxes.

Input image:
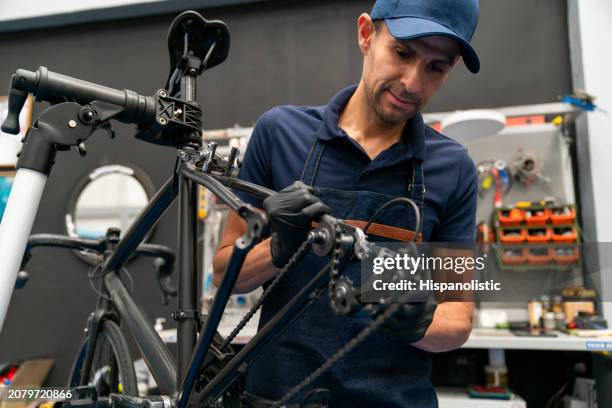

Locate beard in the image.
[366,81,422,125]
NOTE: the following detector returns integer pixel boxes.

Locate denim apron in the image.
[245,134,437,408]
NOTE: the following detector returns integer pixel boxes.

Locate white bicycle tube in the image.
[0,168,47,332]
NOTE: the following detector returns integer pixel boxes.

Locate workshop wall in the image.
[568,0,612,325]
[0,0,572,386]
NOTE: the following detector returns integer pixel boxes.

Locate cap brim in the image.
[384,17,480,74]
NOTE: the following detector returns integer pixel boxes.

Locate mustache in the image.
[384,86,421,104]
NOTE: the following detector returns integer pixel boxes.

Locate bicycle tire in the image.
[68,319,138,396]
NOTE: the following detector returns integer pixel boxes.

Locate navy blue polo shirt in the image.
[234,85,477,243]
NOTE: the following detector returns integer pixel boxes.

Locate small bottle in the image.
[528,299,543,329]
[555,312,566,330]
[485,365,508,387]
[544,312,556,331]
[552,295,563,314]
[540,295,551,313]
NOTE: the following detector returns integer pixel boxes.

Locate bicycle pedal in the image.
[62,386,110,408]
[109,394,173,408]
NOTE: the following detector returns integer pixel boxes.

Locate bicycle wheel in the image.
[68,319,138,396]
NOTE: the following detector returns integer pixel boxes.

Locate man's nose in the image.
[399,63,425,97]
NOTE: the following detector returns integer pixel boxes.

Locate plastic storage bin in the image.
[524,208,550,226]
[526,228,551,243]
[553,246,580,265]
[527,247,553,265]
[499,228,527,244]
[551,227,578,243]
[500,248,527,265]
[498,208,524,227]
[550,206,576,225]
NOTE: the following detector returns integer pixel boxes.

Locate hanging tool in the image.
[561,90,608,114]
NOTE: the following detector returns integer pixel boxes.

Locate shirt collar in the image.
[315,84,427,161]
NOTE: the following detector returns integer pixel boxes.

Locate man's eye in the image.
[430,64,446,73]
[396,49,409,58]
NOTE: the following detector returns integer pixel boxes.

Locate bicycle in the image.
[0,10,422,408]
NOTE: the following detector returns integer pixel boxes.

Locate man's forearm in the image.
[411,302,473,352]
[213,237,279,293]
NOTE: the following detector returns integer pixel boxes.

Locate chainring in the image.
[188,331,242,408]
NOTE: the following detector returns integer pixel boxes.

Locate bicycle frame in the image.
[62,158,339,407]
[0,148,342,407]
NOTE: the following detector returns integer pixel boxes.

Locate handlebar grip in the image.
[13,67,126,105]
[1,77,28,135]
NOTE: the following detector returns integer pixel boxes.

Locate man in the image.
[214,0,480,406]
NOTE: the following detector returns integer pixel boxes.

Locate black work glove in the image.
[263,181,330,267]
[378,298,437,344]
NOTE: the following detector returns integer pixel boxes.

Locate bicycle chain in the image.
[328,224,343,295]
[220,235,315,350]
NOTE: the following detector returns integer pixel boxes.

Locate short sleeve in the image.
[232,108,277,209]
[432,149,478,243]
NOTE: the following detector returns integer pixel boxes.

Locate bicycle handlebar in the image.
[23,233,175,284]
[27,233,105,253]
[2,67,157,135]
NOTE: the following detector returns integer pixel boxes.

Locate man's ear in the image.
[358,13,377,55]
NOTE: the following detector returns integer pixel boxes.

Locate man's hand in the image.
[378,299,437,344]
[263,181,330,267]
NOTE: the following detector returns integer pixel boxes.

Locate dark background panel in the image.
[0,0,571,386]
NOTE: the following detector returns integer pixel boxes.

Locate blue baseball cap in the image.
[371,0,480,73]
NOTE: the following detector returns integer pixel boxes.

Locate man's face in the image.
[359,16,461,124]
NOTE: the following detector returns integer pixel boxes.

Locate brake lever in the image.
[153,257,177,305]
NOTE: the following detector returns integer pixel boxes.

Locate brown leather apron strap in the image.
[312,220,422,242]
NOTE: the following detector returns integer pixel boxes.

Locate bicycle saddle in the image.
[165,10,230,89]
